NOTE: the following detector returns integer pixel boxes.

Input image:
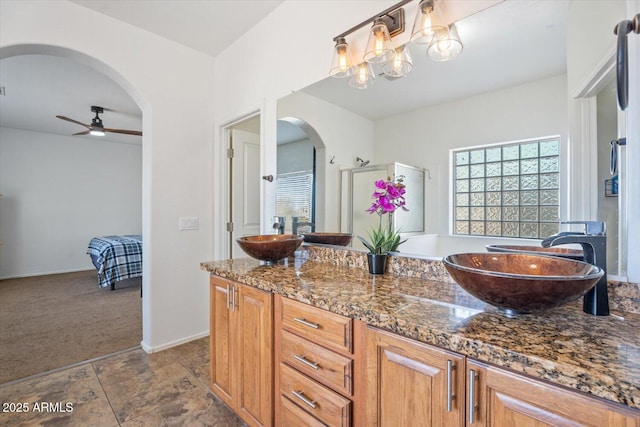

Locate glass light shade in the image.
[363,18,395,64]
[349,63,375,89]
[90,128,105,136]
[383,45,413,78]
[411,0,447,45]
[329,37,357,78]
[427,24,463,61]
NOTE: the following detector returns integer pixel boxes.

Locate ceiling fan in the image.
[56,106,142,137]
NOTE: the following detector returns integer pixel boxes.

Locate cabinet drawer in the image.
[281,329,353,396]
[280,363,351,427]
[280,395,327,427]
[280,298,353,354]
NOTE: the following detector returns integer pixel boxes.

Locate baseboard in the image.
[0,268,96,280]
[140,330,209,354]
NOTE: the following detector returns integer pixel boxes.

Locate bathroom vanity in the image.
[201,246,640,426]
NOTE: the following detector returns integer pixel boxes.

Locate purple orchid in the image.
[359,175,409,255]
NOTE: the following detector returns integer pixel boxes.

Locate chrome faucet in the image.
[272,216,285,234]
[541,221,609,316]
[292,216,314,235]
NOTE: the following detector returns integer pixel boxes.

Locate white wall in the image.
[277,138,313,174]
[1,0,215,351]
[374,74,569,237]
[0,127,142,278]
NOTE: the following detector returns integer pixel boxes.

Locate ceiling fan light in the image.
[427,23,463,61]
[383,45,413,78]
[411,0,447,45]
[90,116,105,136]
[330,37,357,78]
[349,63,376,89]
[363,17,395,64]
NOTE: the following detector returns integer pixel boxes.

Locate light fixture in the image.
[410,0,447,45]
[383,45,413,78]
[330,0,411,84]
[89,106,106,136]
[363,17,395,64]
[329,0,463,88]
[329,37,357,78]
[349,63,376,89]
[427,23,463,61]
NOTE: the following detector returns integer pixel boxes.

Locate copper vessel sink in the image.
[302,232,353,246]
[236,234,303,262]
[443,253,603,314]
[486,244,584,260]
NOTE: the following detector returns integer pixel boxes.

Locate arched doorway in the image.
[0,44,148,382]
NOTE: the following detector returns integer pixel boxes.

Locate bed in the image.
[87,235,142,290]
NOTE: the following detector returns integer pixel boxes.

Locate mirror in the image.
[275,120,316,235]
[276,0,624,275]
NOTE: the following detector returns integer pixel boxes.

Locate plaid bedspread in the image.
[87,235,142,288]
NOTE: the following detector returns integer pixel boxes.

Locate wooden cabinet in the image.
[367,326,640,427]
[210,276,273,427]
[275,296,365,427]
[365,326,465,427]
[466,360,640,427]
[208,274,640,427]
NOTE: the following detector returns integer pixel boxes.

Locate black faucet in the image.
[541,221,609,316]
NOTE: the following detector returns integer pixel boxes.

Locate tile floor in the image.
[0,337,245,426]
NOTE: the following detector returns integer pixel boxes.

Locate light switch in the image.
[179,217,199,230]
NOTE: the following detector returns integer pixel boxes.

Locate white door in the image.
[230,128,261,258]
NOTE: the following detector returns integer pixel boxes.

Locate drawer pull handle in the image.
[294,354,320,370]
[292,390,317,409]
[469,369,478,424]
[293,317,320,329]
[446,359,456,412]
[231,286,236,312]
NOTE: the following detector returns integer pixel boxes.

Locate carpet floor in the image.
[0,270,142,384]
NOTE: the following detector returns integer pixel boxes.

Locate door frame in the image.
[217,110,262,259]
[571,49,628,281]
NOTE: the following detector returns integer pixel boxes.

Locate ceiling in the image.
[0,0,567,143]
[0,55,143,144]
[0,0,284,143]
[69,0,284,58]
[301,0,568,121]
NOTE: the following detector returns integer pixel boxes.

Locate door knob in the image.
[262,175,273,182]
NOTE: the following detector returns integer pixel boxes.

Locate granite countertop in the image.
[201,252,640,410]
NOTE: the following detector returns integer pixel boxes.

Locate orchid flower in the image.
[357,175,409,254]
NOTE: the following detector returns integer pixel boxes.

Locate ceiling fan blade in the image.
[104,128,143,136]
[73,130,91,136]
[56,115,91,129]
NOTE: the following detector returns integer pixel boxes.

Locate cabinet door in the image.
[210,277,234,406]
[468,360,640,427]
[236,283,273,427]
[366,327,465,427]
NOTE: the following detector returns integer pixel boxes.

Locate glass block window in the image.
[453,137,560,239]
